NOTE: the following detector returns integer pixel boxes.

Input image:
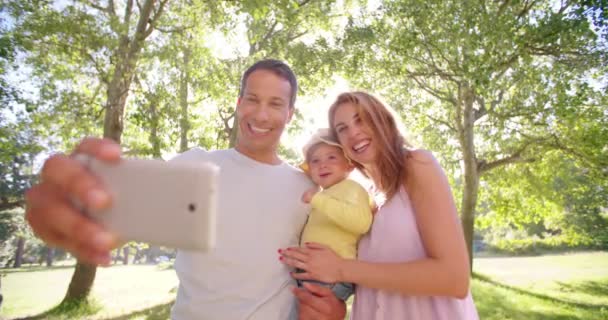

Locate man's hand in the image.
[294,282,346,320]
[25,137,121,265]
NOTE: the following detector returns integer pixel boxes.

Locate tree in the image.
[340,0,607,267]
[5,0,170,303]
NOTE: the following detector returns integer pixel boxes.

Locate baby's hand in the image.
[301,187,320,203]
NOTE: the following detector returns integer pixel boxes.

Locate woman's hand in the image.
[279,242,346,284]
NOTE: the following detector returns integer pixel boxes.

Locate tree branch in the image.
[144,0,169,38]
[87,0,109,13]
[497,0,510,17]
[407,72,458,105]
[84,52,109,84]
[478,142,536,173]
[156,24,196,34]
[287,29,309,42]
[250,20,279,55]
[419,34,461,79]
[426,114,456,132]
[109,0,116,16]
[517,0,538,20]
[474,96,486,121]
[297,0,312,6]
[124,0,134,26]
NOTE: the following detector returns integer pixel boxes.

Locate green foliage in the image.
[476,150,608,254]
[488,235,599,255]
[0,112,42,211]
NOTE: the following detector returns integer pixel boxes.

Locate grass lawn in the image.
[1,251,607,319]
[1,264,178,320]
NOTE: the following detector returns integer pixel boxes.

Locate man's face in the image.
[236,69,294,154]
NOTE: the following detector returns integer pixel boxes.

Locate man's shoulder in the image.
[169,147,231,164]
[279,163,315,187]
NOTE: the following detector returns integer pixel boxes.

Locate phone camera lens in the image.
[188,203,196,212]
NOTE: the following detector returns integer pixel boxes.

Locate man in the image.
[25,59,346,320]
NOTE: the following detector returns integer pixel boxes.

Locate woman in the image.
[280,91,478,319]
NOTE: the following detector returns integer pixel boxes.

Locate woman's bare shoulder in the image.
[402,149,444,185]
[403,149,438,166]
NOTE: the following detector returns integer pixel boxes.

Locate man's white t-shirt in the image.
[170,148,313,320]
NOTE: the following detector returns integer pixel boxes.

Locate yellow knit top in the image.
[300,179,373,259]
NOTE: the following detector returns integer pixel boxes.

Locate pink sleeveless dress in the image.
[351,187,479,320]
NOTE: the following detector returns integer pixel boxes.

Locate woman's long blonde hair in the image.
[328,92,412,199]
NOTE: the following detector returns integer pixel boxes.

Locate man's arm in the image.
[294,283,346,320]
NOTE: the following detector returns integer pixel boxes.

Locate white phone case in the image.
[75,155,218,251]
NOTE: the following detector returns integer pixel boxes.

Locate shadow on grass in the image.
[102,300,174,320]
[473,272,607,311]
[2,265,76,274]
[472,279,602,320]
[11,299,175,320]
[13,299,102,320]
[557,279,608,298]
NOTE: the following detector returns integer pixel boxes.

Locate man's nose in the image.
[254,105,270,122]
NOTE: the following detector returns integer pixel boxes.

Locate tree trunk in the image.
[179,43,191,153]
[228,115,238,148]
[62,263,97,303]
[46,247,54,267]
[122,246,130,265]
[457,84,479,271]
[65,0,158,303]
[146,246,160,264]
[149,97,161,158]
[12,237,25,268]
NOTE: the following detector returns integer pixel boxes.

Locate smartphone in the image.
[74,154,218,251]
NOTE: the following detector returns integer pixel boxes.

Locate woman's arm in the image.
[340,150,470,297]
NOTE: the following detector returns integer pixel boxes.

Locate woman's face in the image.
[332,102,377,165]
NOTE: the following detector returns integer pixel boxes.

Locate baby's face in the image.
[307,143,353,189]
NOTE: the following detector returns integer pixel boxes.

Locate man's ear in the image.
[286,107,295,123]
[237,97,241,107]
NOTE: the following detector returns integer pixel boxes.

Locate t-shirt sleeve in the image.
[169,147,209,164]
